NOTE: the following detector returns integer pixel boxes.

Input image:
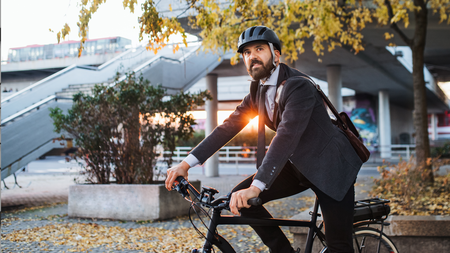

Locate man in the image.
[165,26,363,253]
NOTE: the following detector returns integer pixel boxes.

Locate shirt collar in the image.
[260,64,280,86]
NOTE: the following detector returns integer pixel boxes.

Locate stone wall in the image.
[290,211,450,252]
[69,181,201,221]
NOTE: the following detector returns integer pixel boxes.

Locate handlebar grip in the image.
[248,197,262,206]
[173,176,201,200]
[175,176,186,184]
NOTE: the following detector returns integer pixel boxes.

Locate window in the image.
[437,112,450,127]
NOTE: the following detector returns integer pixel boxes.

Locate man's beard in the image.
[247,57,274,81]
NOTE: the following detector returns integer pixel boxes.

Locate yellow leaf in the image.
[384,32,394,40]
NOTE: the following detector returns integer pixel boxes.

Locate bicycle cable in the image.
[189,202,220,253]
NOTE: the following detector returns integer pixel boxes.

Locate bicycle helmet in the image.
[237,26,281,54]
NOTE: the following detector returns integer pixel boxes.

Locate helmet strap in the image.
[268,42,277,70]
[257,42,278,83]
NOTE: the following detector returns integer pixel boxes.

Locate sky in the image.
[1,0,195,61]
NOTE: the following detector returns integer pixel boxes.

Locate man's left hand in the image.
[229,186,262,215]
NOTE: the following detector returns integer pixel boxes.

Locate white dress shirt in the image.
[183,65,281,192]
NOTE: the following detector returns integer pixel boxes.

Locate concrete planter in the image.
[68,181,201,221]
[290,211,450,252]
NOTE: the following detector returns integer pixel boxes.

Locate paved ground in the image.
[1,156,380,252]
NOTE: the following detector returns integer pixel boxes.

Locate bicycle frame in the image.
[202,196,326,253]
[173,176,394,253]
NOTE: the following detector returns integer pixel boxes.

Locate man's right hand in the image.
[165,161,190,191]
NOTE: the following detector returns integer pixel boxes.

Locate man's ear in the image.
[274,50,281,63]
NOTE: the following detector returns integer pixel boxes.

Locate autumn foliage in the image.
[58,1,450,62]
[371,158,450,215]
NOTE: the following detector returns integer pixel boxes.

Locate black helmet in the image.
[237,26,281,54]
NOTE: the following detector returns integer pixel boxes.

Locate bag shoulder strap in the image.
[299,76,348,130]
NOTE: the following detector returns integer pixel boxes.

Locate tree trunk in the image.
[411,0,434,183]
[122,107,141,184]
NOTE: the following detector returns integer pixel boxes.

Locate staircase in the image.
[55,83,108,98]
[1,44,223,179]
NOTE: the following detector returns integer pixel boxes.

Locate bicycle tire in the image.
[214,233,237,253]
[195,234,236,253]
[318,227,398,253]
[353,227,399,253]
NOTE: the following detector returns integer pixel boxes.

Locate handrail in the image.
[179,44,202,62]
[97,47,136,70]
[1,138,69,174]
[1,43,200,104]
[111,44,202,86]
[1,64,78,104]
[2,44,203,124]
[1,96,71,126]
[2,48,138,104]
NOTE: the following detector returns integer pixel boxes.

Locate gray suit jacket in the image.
[191,63,363,201]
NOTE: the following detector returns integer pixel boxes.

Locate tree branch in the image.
[384,0,413,47]
[176,1,197,19]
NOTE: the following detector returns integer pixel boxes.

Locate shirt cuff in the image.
[183,154,200,168]
[251,179,266,192]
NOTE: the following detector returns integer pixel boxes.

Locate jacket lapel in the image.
[250,64,290,130]
[272,64,289,129]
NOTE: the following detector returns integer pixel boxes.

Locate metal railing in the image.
[112,44,202,86]
[366,144,416,163]
[162,146,259,163]
[388,144,415,158]
[161,144,417,166]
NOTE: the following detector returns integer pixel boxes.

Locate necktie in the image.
[257,85,269,169]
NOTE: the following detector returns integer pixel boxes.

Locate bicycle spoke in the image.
[353,228,398,253]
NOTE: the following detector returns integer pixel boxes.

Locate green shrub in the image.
[50,72,210,184]
[430,142,450,158]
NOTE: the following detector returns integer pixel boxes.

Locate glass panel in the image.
[54,44,63,58]
[20,48,30,61]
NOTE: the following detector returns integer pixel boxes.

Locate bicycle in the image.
[172,176,399,253]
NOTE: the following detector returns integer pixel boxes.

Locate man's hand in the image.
[229,186,262,215]
[165,161,190,191]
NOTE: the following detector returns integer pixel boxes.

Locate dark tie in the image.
[257,85,269,169]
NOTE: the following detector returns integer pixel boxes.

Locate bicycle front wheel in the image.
[353,227,398,253]
[195,234,236,253]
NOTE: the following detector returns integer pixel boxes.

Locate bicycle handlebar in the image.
[248,197,262,206]
[173,176,201,199]
[173,176,262,208]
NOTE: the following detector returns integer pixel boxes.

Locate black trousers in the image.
[232,162,355,253]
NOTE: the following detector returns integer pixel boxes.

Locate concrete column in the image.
[326,65,343,112]
[430,113,438,141]
[205,74,219,177]
[379,90,392,158]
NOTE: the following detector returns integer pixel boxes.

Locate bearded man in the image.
[165,26,363,253]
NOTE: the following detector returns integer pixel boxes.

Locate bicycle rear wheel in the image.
[353,227,398,253]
